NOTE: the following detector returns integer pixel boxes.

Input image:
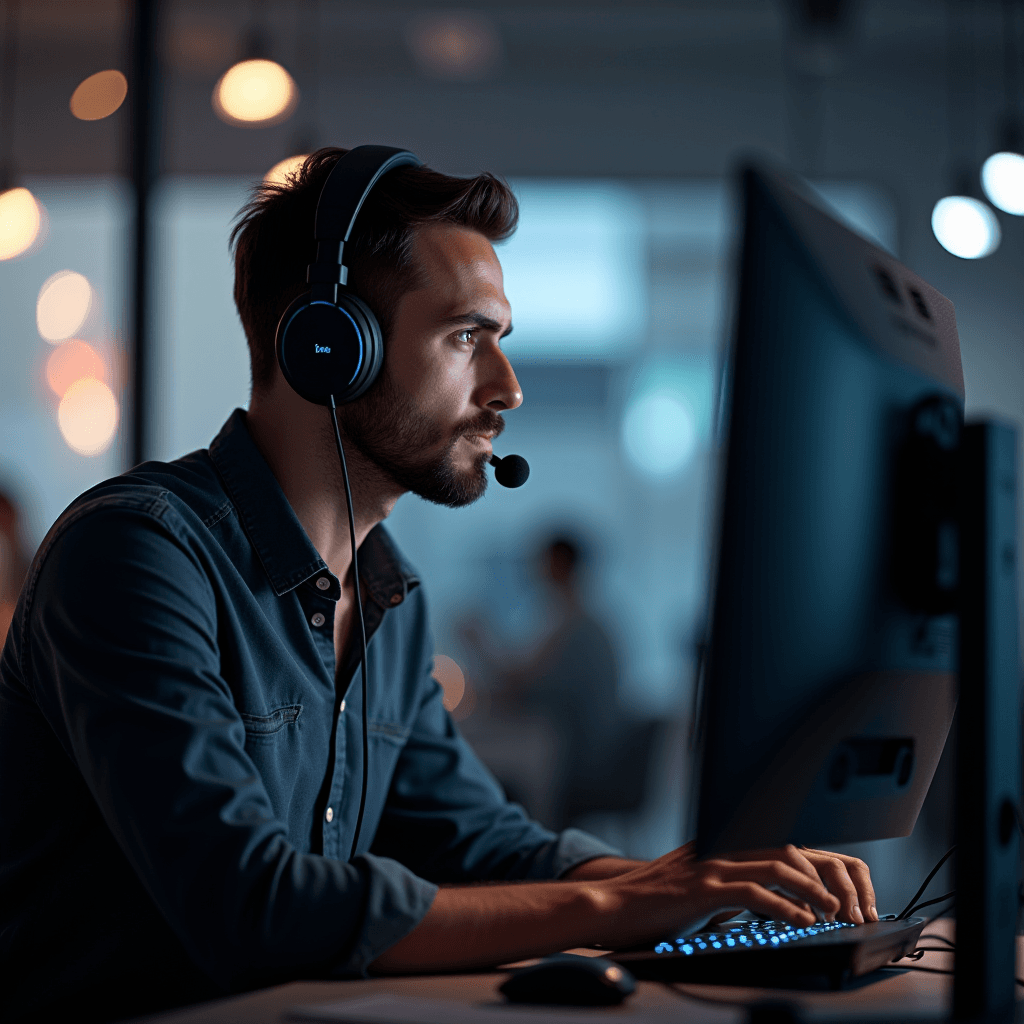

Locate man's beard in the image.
[336,368,505,508]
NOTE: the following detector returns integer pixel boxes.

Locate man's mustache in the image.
[456,412,506,441]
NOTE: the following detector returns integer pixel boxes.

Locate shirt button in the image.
[325,807,334,823]
[310,612,326,628]
[315,576,330,591]
[389,593,403,606]
[339,699,346,714]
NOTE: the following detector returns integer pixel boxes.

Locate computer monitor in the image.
[693,163,965,856]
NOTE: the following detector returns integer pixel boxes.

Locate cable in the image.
[901,891,955,918]
[329,397,370,862]
[918,932,956,949]
[896,845,956,919]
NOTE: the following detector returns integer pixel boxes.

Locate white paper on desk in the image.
[288,993,741,1023]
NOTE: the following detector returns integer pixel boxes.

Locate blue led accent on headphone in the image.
[307,301,364,383]
[283,300,365,385]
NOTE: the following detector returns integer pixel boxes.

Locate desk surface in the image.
[132,921,1001,1024]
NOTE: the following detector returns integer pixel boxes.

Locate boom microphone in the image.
[490,453,530,488]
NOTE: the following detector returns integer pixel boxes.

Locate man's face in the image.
[339,223,521,507]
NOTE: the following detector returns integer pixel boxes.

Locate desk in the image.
[132,922,1011,1024]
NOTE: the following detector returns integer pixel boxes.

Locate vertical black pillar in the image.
[955,420,1021,1021]
[128,0,159,468]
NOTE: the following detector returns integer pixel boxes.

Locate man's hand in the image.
[371,843,875,974]
[587,843,874,950]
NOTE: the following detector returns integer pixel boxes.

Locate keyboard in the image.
[609,916,926,989]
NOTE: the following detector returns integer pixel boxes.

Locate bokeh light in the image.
[212,59,298,127]
[45,340,105,397]
[57,378,119,456]
[407,14,501,80]
[981,151,1024,216]
[931,196,1001,259]
[622,388,698,479]
[36,270,94,342]
[433,654,467,712]
[264,154,308,186]
[69,70,128,120]
[0,187,42,261]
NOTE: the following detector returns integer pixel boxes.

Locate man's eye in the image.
[456,329,476,345]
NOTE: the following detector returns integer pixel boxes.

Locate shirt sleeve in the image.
[369,593,621,884]
[23,496,437,989]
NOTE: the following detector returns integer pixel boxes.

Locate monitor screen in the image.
[693,164,964,856]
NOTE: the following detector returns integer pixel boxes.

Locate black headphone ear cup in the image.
[334,290,384,402]
[275,289,384,406]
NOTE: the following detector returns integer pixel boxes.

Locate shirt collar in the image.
[208,409,418,605]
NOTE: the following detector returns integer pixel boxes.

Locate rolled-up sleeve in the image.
[369,613,621,884]
[25,498,436,989]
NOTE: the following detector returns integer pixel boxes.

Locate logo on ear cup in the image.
[278,300,365,404]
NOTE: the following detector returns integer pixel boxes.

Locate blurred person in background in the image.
[461,533,640,829]
[0,489,29,645]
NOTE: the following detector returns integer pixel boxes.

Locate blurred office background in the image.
[3,0,1024,914]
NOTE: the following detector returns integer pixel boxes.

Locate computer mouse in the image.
[498,953,636,1006]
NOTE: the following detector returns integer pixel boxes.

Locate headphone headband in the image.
[312,146,422,275]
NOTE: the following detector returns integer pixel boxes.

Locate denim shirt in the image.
[0,409,617,1022]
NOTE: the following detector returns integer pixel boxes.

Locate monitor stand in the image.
[955,420,1021,1021]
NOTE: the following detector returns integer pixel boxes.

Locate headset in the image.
[275,145,420,861]
[275,144,422,406]
[274,145,528,861]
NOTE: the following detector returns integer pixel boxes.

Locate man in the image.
[0,149,876,1022]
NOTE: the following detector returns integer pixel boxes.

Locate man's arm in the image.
[26,504,436,987]
[564,857,645,880]
[373,843,877,973]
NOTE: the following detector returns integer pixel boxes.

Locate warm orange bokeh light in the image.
[0,187,42,261]
[212,59,298,127]
[57,378,119,456]
[70,70,128,120]
[433,654,467,712]
[36,270,94,342]
[264,154,308,186]
[45,340,105,397]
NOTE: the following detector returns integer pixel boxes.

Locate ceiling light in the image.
[0,186,42,261]
[931,196,1001,259]
[45,340,105,397]
[212,59,298,127]
[264,153,308,186]
[36,270,94,342]
[981,151,1024,215]
[69,70,128,121]
[57,377,119,456]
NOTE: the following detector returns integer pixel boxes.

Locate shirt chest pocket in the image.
[239,704,303,743]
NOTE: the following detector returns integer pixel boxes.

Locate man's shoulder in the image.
[39,448,229,564]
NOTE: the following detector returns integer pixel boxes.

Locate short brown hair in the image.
[230,147,519,392]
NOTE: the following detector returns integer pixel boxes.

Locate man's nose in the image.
[481,346,523,412]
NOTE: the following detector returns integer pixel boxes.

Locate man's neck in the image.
[246,382,405,585]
